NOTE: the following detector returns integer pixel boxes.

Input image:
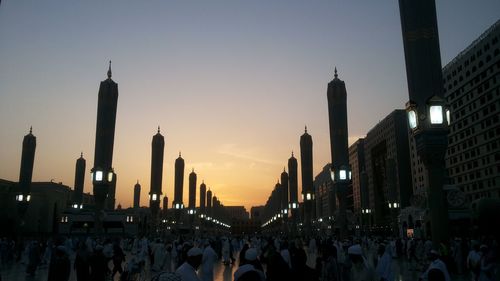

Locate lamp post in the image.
[91,167,115,233]
[330,165,351,237]
[399,0,450,246]
[388,201,400,236]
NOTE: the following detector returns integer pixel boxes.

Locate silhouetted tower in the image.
[163,196,168,216]
[288,152,299,232]
[188,169,197,215]
[300,126,314,233]
[200,181,207,213]
[133,181,141,209]
[212,195,218,218]
[206,189,213,217]
[149,127,164,218]
[281,168,289,214]
[288,152,299,209]
[399,0,450,245]
[327,68,350,238]
[92,61,119,227]
[173,153,185,210]
[16,127,36,217]
[72,153,86,208]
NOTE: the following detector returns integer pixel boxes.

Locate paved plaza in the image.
[0,249,470,281]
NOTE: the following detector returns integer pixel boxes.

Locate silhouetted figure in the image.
[26,241,41,276]
[112,243,126,279]
[264,245,291,281]
[428,268,445,281]
[89,246,109,281]
[239,244,249,266]
[47,246,71,281]
[74,242,90,281]
[290,245,317,281]
[175,247,203,281]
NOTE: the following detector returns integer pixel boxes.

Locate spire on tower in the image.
[334,67,338,79]
[157,126,160,133]
[107,60,112,79]
[80,152,83,158]
[179,151,181,157]
[305,125,308,133]
[29,126,32,134]
[291,151,294,157]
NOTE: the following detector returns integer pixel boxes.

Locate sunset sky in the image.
[1,1,499,212]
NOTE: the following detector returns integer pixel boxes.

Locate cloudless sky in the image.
[1,1,499,212]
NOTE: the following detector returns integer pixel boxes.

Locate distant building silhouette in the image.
[133,181,141,209]
[18,128,36,197]
[188,169,197,212]
[206,189,212,216]
[149,127,164,218]
[280,169,289,214]
[173,153,185,210]
[300,126,314,231]
[199,181,206,213]
[72,153,86,208]
[91,62,118,214]
[327,68,351,237]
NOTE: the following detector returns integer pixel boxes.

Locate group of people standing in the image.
[0,234,498,281]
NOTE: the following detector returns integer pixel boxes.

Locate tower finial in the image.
[291,150,294,157]
[157,126,160,133]
[179,151,181,157]
[305,125,307,133]
[107,60,112,79]
[137,179,139,184]
[29,126,32,134]
[80,152,83,158]
[334,67,338,79]
[284,166,286,172]
[192,168,194,173]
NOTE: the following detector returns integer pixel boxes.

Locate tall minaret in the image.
[288,152,299,209]
[327,67,350,238]
[188,169,197,215]
[173,152,185,210]
[92,61,119,220]
[149,127,164,218]
[300,126,314,233]
[162,196,168,216]
[280,168,289,215]
[212,195,218,218]
[16,127,36,216]
[199,181,206,214]
[72,153,86,208]
[206,189,213,217]
[133,181,141,209]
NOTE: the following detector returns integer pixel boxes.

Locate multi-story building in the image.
[443,20,500,201]
[410,20,500,204]
[364,110,413,226]
[349,139,365,212]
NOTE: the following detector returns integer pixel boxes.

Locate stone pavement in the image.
[0,251,470,281]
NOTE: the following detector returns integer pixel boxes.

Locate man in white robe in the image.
[176,247,203,281]
[200,242,218,281]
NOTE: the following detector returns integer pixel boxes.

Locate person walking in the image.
[420,250,451,281]
[375,244,394,281]
[74,241,91,281]
[348,244,376,281]
[176,247,203,281]
[111,242,126,279]
[200,241,218,281]
[89,245,109,281]
[47,246,71,281]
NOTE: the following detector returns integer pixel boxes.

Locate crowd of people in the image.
[0,234,498,281]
